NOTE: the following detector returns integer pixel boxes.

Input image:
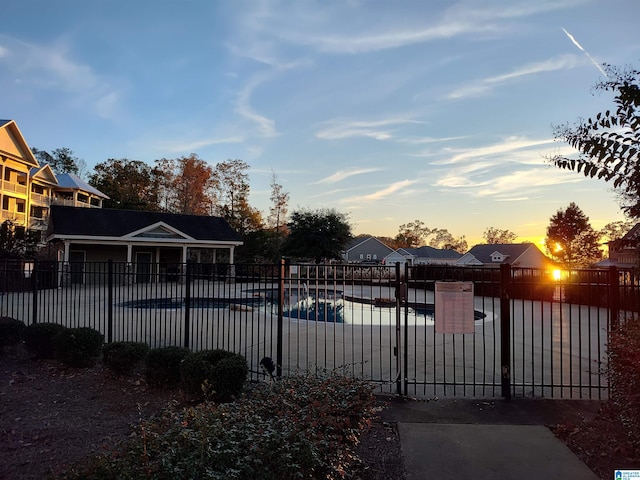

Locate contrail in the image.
[562,27,607,77]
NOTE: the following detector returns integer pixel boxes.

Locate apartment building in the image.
[0,119,108,242]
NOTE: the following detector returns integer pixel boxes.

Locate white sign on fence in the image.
[434,281,475,334]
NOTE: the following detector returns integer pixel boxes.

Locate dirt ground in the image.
[0,344,405,480]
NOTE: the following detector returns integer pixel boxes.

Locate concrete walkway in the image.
[380,396,602,479]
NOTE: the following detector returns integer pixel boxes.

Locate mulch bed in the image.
[0,344,405,480]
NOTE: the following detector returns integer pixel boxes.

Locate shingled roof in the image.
[47,205,242,243]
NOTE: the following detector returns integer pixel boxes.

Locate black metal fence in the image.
[2,260,636,399]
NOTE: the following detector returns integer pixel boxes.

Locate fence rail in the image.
[1,260,635,399]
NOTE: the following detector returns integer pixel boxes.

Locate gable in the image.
[127,222,192,240]
[0,120,39,167]
[31,165,58,185]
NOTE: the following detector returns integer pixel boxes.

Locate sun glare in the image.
[552,270,562,281]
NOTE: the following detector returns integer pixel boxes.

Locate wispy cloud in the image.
[314,167,382,184]
[341,179,418,203]
[562,27,607,76]
[432,136,554,165]
[266,1,584,54]
[315,117,421,140]
[161,135,245,154]
[448,55,580,99]
[0,35,123,118]
[235,74,278,138]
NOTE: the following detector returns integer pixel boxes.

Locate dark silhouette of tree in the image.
[483,227,518,244]
[551,64,640,217]
[395,220,431,248]
[283,208,352,263]
[545,202,601,268]
[32,147,86,176]
[89,159,163,210]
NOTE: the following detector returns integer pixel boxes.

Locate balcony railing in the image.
[30,193,51,206]
[0,211,26,224]
[51,198,101,209]
[2,181,28,196]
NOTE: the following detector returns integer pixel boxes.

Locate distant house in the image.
[384,246,462,266]
[455,243,555,269]
[343,236,394,263]
[599,223,640,267]
[46,205,243,283]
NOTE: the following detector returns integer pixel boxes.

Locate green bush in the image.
[23,322,67,359]
[0,317,25,347]
[56,372,377,480]
[52,327,104,367]
[211,354,248,402]
[180,349,248,401]
[103,341,150,375]
[145,346,190,388]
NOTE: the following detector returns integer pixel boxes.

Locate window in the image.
[373,254,377,260]
[366,254,372,261]
[359,254,364,259]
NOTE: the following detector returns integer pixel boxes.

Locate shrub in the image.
[180,349,247,401]
[52,327,104,367]
[57,372,377,480]
[607,318,640,449]
[0,316,25,347]
[103,341,150,375]
[211,354,248,402]
[145,346,190,388]
[23,322,67,359]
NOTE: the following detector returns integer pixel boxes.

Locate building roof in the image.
[48,206,242,243]
[622,223,640,240]
[461,243,537,265]
[402,245,462,259]
[55,173,110,199]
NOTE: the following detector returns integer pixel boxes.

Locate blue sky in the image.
[2,1,639,246]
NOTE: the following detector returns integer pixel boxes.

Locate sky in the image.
[2,0,639,248]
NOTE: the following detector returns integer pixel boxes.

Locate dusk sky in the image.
[2,1,639,246]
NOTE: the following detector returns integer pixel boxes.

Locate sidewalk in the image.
[379,396,602,480]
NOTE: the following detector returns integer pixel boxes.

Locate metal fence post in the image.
[277,258,285,378]
[395,262,403,395]
[184,261,191,349]
[500,263,512,400]
[31,260,38,325]
[107,260,113,344]
[609,266,620,331]
[403,262,409,396]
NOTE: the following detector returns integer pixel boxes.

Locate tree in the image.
[32,147,86,176]
[545,203,602,268]
[428,228,468,252]
[395,220,431,248]
[0,220,41,259]
[551,64,640,218]
[155,154,216,215]
[483,227,518,244]
[599,220,635,243]
[283,208,352,263]
[268,172,289,232]
[89,159,163,210]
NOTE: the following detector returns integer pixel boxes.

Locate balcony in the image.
[30,192,52,206]
[2,180,28,196]
[0,211,26,224]
[51,198,102,209]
